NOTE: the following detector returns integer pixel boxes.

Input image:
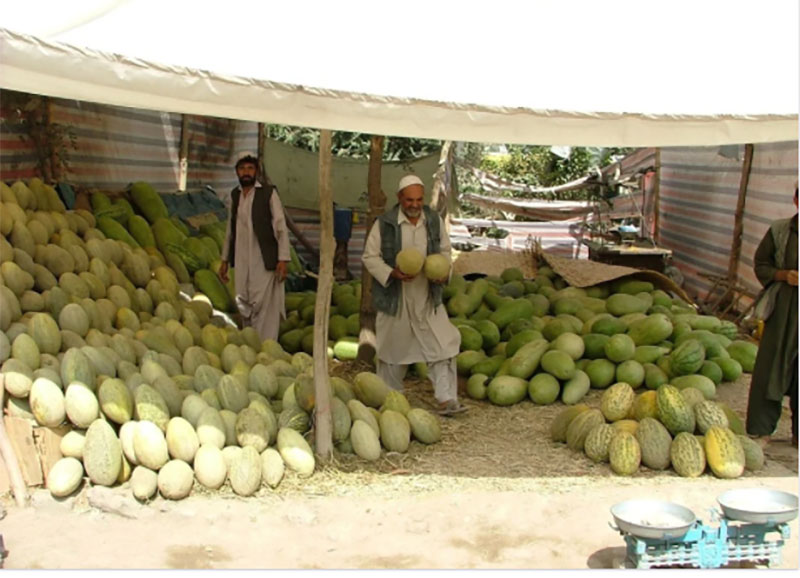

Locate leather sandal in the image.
[437,400,468,416]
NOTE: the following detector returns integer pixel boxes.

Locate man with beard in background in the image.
[219,152,290,341]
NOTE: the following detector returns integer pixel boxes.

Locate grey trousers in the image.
[377,358,458,404]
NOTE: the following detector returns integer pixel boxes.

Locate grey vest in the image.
[227,184,278,271]
[372,204,443,316]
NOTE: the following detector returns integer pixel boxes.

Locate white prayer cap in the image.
[235,151,258,168]
[397,174,424,193]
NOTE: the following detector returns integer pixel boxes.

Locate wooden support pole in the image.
[257,122,267,183]
[178,114,190,192]
[430,141,452,218]
[728,143,755,281]
[0,375,28,507]
[357,135,386,364]
[313,129,334,460]
[652,148,662,244]
[45,96,57,183]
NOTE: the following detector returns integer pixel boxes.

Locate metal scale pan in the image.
[717,489,799,524]
[610,499,697,540]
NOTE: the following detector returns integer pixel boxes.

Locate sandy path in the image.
[2,473,798,570]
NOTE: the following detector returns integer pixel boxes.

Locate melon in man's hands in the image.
[396,248,425,276]
[424,254,450,281]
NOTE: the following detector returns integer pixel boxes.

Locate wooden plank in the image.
[358,135,385,364]
[313,129,334,460]
[33,425,70,485]
[727,143,754,281]
[4,417,43,487]
[0,374,29,504]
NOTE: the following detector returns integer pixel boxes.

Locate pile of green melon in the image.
[0,178,441,503]
[436,265,758,409]
[550,382,764,479]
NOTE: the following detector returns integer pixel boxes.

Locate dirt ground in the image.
[1,372,798,570]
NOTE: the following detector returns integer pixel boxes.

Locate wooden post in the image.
[45,96,57,183]
[313,129,334,460]
[652,147,662,244]
[357,135,386,364]
[0,374,28,507]
[178,114,190,192]
[257,122,267,183]
[430,141,452,218]
[728,144,755,281]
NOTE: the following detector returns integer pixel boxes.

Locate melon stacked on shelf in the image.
[0,178,441,503]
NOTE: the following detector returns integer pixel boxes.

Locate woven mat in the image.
[452,247,537,278]
[542,252,693,303]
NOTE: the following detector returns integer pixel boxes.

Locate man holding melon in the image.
[362,175,467,416]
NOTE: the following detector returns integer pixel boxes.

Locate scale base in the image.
[620,521,790,570]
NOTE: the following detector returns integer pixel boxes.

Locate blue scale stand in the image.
[615,509,791,569]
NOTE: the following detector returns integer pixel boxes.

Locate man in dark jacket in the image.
[219,153,290,341]
[746,185,798,448]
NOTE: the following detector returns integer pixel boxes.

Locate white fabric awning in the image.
[1,0,797,147]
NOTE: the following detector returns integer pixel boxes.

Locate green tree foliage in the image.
[266,125,440,161]
[480,145,633,192]
[455,144,633,219]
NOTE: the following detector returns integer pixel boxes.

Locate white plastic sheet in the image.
[1,0,797,146]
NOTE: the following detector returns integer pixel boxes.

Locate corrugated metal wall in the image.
[57,99,182,190]
[186,117,258,195]
[736,141,799,301]
[0,107,38,180]
[657,146,744,298]
[656,141,797,303]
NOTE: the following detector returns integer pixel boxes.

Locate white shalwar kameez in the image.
[362,210,461,404]
[222,182,290,342]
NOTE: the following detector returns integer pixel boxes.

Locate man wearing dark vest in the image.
[362,175,466,416]
[219,152,290,342]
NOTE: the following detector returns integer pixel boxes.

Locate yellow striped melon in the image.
[704,426,745,479]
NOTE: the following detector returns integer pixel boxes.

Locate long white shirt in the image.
[221,182,291,341]
[362,209,460,365]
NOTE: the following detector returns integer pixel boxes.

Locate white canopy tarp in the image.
[1,0,798,147]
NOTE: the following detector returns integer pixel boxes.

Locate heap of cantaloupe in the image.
[0,178,441,503]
